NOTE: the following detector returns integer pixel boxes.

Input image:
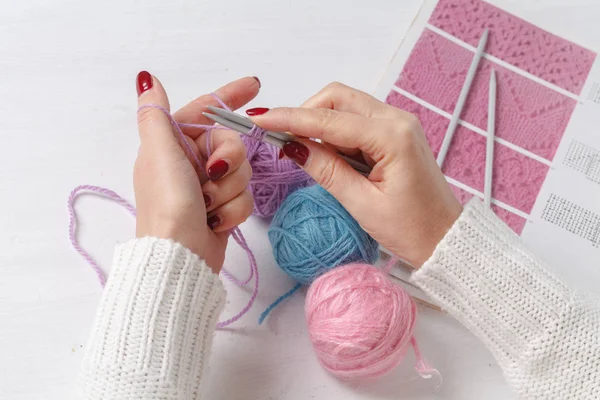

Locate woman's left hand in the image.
[133,72,259,272]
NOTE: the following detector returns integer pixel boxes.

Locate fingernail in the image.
[246,107,270,116]
[207,160,229,181]
[207,215,221,230]
[278,149,284,159]
[253,76,261,88]
[136,71,153,96]
[282,141,309,166]
[203,194,212,207]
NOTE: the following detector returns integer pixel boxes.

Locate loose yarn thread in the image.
[68,185,136,287]
[260,185,379,323]
[68,94,265,328]
[305,258,438,380]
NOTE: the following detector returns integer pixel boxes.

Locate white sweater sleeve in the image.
[413,198,600,399]
[75,237,226,400]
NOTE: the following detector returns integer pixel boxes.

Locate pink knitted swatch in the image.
[396,30,577,161]
[384,0,596,235]
[447,184,526,234]
[429,0,595,94]
[387,92,548,214]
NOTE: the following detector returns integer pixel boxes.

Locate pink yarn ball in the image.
[305,263,417,380]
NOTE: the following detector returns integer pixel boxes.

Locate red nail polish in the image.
[136,71,153,96]
[278,149,284,159]
[246,107,270,116]
[207,215,221,230]
[282,141,309,166]
[253,76,261,88]
[207,160,229,181]
[203,194,212,207]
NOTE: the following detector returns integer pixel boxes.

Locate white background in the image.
[1,0,599,399]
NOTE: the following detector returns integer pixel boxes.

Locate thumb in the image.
[135,71,176,147]
[282,139,376,214]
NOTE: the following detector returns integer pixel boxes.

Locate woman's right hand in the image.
[250,82,462,266]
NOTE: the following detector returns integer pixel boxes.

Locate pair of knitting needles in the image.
[436,29,496,208]
[202,106,372,176]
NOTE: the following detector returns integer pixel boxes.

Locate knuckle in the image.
[324,81,346,93]
[316,109,339,133]
[280,107,294,122]
[388,118,421,153]
[226,134,246,157]
[404,112,422,132]
[239,190,254,222]
[241,160,253,182]
[136,107,158,126]
[316,158,342,192]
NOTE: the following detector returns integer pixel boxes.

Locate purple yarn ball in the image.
[243,136,313,217]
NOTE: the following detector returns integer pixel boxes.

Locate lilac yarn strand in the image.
[68,185,136,286]
[216,229,260,328]
[70,95,262,328]
[200,94,261,327]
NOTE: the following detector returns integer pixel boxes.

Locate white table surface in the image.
[1,0,600,398]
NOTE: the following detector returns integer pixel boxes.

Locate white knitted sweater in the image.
[76,199,600,399]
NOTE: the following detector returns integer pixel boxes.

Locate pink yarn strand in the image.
[383,256,438,378]
[410,336,440,380]
[383,255,399,274]
[70,94,262,328]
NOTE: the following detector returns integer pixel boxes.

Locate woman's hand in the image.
[134,72,259,272]
[250,82,462,267]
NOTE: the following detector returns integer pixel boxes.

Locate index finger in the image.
[250,108,392,158]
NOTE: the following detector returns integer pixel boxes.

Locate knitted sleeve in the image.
[413,198,600,399]
[75,237,226,400]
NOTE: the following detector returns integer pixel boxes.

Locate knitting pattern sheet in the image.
[375,0,600,289]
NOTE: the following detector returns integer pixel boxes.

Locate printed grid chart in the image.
[563,141,600,185]
[542,194,600,247]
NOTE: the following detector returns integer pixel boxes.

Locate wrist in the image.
[136,218,206,261]
[414,201,463,266]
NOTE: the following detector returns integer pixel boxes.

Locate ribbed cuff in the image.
[412,199,572,366]
[77,237,226,400]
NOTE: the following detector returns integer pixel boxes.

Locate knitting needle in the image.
[206,106,293,143]
[387,274,443,312]
[484,69,496,209]
[436,29,489,168]
[202,113,287,148]
[203,112,372,176]
[206,106,372,175]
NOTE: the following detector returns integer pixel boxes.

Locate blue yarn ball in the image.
[268,185,379,285]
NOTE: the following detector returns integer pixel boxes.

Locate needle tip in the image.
[481,28,489,41]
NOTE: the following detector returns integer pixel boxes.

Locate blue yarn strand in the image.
[258,282,302,324]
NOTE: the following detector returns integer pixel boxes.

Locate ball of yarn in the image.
[268,185,379,284]
[243,137,313,217]
[305,263,417,380]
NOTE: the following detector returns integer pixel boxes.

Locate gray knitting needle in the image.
[203,111,372,175]
[202,113,287,148]
[484,69,496,209]
[206,106,293,143]
[437,29,489,167]
[208,106,372,175]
